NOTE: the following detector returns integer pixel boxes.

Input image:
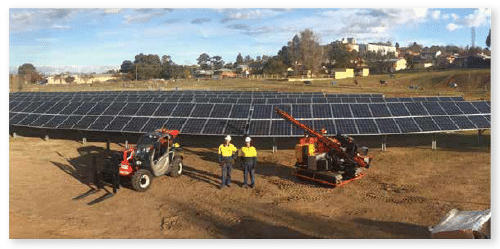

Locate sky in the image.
[8,6,492,74]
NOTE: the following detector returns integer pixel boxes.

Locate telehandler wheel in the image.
[169,157,183,178]
[131,169,153,192]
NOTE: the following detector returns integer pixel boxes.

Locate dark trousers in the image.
[221,157,233,186]
[242,160,255,186]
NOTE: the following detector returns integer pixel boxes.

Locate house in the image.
[194,70,214,78]
[359,43,398,56]
[215,68,237,78]
[47,74,116,84]
[371,58,407,73]
[331,68,354,79]
[236,64,250,77]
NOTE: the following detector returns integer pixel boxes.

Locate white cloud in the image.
[451,13,459,21]
[104,9,123,14]
[51,24,70,29]
[446,23,462,32]
[431,10,441,20]
[442,13,449,20]
[462,8,491,27]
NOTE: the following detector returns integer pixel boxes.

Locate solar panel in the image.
[33,102,56,114]
[104,116,130,131]
[248,120,270,136]
[11,102,32,112]
[45,102,70,114]
[230,105,251,119]
[356,97,371,103]
[413,117,440,131]
[454,101,480,114]
[18,114,41,126]
[141,118,168,132]
[252,105,273,119]
[471,101,490,113]
[88,116,115,130]
[467,115,490,129]
[225,119,248,136]
[190,104,214,118]
[313,119,336,135]
[375,118,401,134]
[135,103,160,116]
[369,103,391,117]
[438,102,463,115]
[403,102,429,116]
[270,119,291,136]
[181,119,207,134]
[331,104,353,118]
[292,104,312,119]
[23,102,45,113]
[202,119,227,135]
[355,119,379,134]
[122,117,149,132]
[350,104,372,118]
[73,102,97,115]
[272,104,292,119]
[210,104,233,118]
[170,103,195,117]
[432,116,459,131]
[334,119,357,135]
[42,115,69,128]
[422,102,446,115]
[58,115,84,129]
[312,104,332,119]
[88,102,109,115]
[102,102,125,116]
[165,118,187,130]
[29,115,54,127]
[153,103,177,117]
[449,116,476,129]
[73,115,98,129]
[119,103,144,116]
[387,103,410,116]
[394,118,421,133]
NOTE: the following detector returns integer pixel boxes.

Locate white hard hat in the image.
[245,137,251,143]
[225,135,232,141]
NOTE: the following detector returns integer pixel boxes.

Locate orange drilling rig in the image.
[275,107,373,187]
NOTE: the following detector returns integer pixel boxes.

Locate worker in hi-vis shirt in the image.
[218,135,238,188]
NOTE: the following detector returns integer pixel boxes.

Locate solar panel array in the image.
[9,91,489,137]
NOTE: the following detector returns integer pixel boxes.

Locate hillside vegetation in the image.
[11,68,490,101]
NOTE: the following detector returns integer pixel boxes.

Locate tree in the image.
[197,53,211,70]
[297,29,322,75]
[64,75,75,84]
[395,42,400,49]
[133,53,162,80]
[18,63,36,76]
[263,56,287,75]
[235,53,244,65]
[328,42,358,68]
[120,60,134,73]
[486,29,491,48]
[211,55,225,70]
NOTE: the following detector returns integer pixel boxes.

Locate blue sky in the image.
[9,7,491,74]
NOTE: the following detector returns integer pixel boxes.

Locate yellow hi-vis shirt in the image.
[218,143,237,157]
[240,146,257,157]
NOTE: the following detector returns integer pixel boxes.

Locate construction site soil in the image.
[9,133,490,239]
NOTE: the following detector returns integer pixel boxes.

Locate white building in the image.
[358,43,398,56]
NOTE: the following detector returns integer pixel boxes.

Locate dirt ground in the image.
[9,133,490,239]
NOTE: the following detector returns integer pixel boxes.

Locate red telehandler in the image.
[275,107,373,187]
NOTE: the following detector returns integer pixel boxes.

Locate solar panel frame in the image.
[334,119,358,135]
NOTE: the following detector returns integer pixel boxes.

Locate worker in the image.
[240,137,257,188]
[218,135,238,188]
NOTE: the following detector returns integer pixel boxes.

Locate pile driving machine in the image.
[275,107,373,187]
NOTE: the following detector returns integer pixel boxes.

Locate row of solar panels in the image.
[9,112,491,136]
[9,101,490,119]
[9,95,466,104]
